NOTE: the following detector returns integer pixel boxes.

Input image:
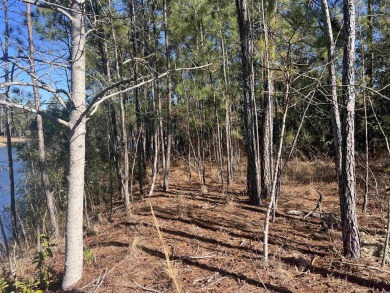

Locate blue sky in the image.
[1,0,70,109]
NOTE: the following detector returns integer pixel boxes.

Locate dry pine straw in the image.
[45,177,389,292]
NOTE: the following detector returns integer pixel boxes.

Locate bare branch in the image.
[88,72,168,116]
[0,80,69,110]
[362,85,390,102]
[87,63,212,117]
[0,100,70,128]
[21,0,73,21]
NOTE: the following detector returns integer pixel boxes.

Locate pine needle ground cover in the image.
[23,161,389,292]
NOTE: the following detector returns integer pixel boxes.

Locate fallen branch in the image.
[332,261,390,274]
[287,210,306,217]
[303,189,323,220]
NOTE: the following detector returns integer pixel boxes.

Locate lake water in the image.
[0,146,25,237]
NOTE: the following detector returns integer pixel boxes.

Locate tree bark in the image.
[130,0,145,196]
[321,0,342,178]
[236,0,261,205]
[163,0,172,192]
[260,0,275,200]
[62,0,87,288]
[26,3,60,237]
[111,15,130,211]
[263,75,290,260]
[340,0,361,259]
[3,0,18,243]
[217,9,234,186]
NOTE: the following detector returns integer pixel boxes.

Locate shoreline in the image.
[0,137,28,148]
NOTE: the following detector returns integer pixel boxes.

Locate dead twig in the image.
[91,267,107,293]
[80,268,107,291]
[249,256,269,292]
[188,254,217,259]
[206,276,227,289]
[132,279,163,293]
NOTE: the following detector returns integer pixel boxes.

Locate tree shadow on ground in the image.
[138,245,293,293]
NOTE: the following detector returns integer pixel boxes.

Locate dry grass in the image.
[286,158,337,184]
[149,201,181,293]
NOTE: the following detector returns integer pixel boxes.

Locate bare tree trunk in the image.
[163,0,172,191]
[111,16,130,211]
[366,0,373,90]
[130,127,142,202]
[5,112,18,241]
[260,0,276,200]
[148,89,159,197]
[236,0,261,205]
[17,210,30,249]
[225,101,233,186]
[217,3,234,186]
[362,0,374,213]
[382,193,390,266]
[362,78,369,213]
[321,0,342,178]
[0,215,12,273]
[130,0,145,196]
[62,0,87,288]
[26,3,60,237]
[159,90,166,189]
[263,75,290,260]
[340,0,361,259]
[2,0,18,243]
[148,6,160,198]
[213,92,224,190]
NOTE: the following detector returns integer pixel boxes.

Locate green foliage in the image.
[84,247,96,265]
[14,279,43,293]
[0,235,53,293]
[0,278,9,293]
[32,234,54,290]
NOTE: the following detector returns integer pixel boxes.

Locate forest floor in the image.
[14,159,390,292]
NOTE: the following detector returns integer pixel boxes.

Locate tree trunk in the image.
[3,0,18,243]
[321,0,342,178]
[382,193,390,266]
[236,0,261,205]
[130,0,145,196]
[62,0,87,288]
[148,88,159,197]
[260,0,276,200]
[217,14,234,186]
[0,215,12,274]
[26,3,60,237]
[163,0,172,191]
[111,17,130,211]
[263,75,290,260]
[340,0,361,259]
[362,0,374,213]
